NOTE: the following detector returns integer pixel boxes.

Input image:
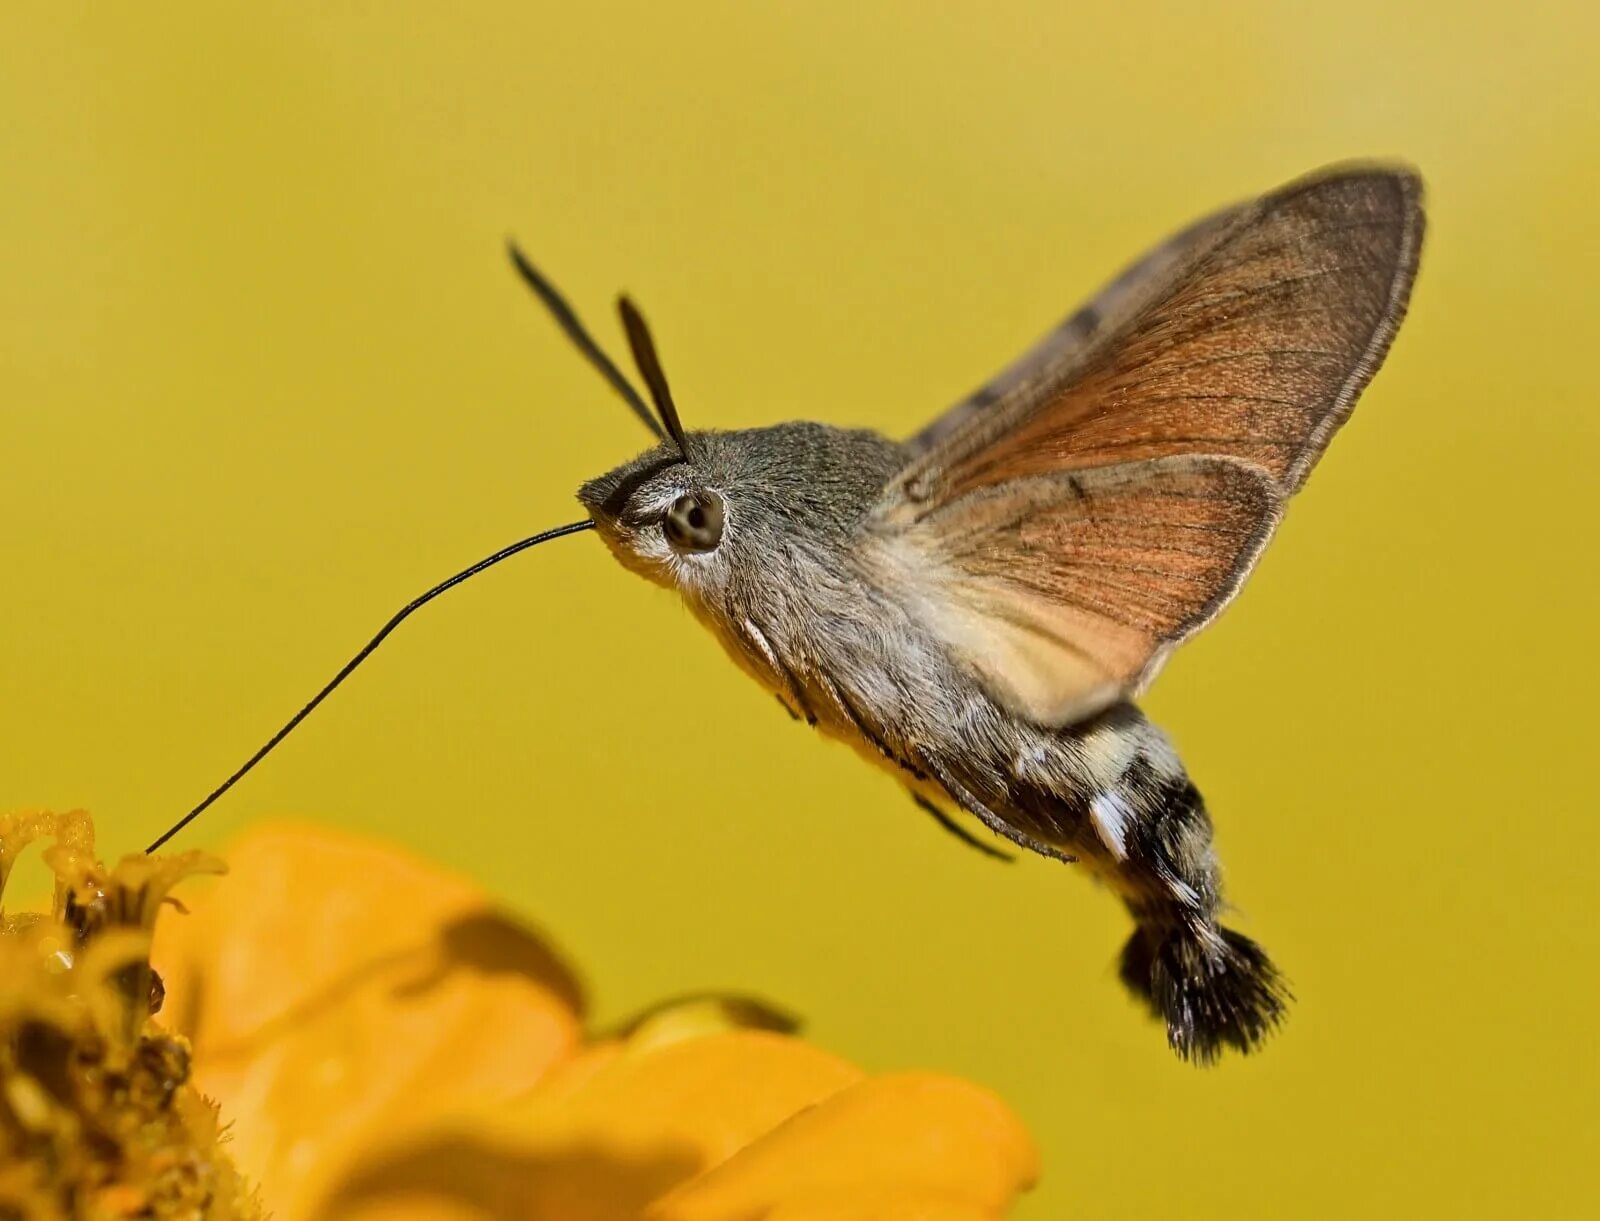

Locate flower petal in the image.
[153,822,580,1040]
[151,822,584,1219]
[308,1030,865,1221]
[761,1190,1020,1221]
[644,1072,1039,1221]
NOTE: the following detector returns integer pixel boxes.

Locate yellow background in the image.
[3,3,1596,1215]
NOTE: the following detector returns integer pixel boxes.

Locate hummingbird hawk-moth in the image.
[152,163,1424,1063]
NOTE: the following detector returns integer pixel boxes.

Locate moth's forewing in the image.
[872,166,1424,725]
[909,198,1250,454]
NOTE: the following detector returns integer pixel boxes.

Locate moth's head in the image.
[577,424,899,599]
[577,438,729,589]
[508,248,901,599]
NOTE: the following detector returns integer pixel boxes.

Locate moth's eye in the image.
[662,491,725,554]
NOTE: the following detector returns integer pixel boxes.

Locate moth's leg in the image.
[739,615,816,725]
[1098,757,1291,1064]
[910,746,1077,864]
[909,791,1014,862]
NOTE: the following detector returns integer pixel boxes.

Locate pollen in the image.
[0,809,261,1220]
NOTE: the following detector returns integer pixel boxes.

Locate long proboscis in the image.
[145,519,595,854]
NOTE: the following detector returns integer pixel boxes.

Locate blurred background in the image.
[3,3,1595,1215]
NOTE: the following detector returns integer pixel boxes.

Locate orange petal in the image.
[644,1073,1039,1221]
[761,1190,1017,1220]
[152,821,578,1042]
[151,822,584,1219]
[306,1029,865,1221]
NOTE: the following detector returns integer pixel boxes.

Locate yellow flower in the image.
[5,814,1039,1219]
[0,809,256,1220]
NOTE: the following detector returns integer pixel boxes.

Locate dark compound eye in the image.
[662,491,725,554]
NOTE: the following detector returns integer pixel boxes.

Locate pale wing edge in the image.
[1123,457,1286,692]
[1279,168,1425,492]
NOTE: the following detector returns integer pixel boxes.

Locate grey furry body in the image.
[580,423,1223,938]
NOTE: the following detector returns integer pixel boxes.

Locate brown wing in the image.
[886,165,1423,515]
[908,198,1250,455]
[872,165,1423,725]
[876,457,1280,724]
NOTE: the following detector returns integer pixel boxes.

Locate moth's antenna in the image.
[617,295,690,455]
[145,519,596,854]
[506,242,665,442]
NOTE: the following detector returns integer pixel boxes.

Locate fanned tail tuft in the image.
[1119,921,1291,1064]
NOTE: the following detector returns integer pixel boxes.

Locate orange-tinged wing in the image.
[876,456,1280,724]
[873,166,1423,724]
[907,197,1249,456]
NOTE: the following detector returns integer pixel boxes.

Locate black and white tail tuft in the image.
[1119,920,1291,1064]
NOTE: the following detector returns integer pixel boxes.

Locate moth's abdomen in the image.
[1002,706,1291,1062]
[714,586,1292,1064]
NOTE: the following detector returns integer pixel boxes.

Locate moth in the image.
[151,164,1423,1063]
